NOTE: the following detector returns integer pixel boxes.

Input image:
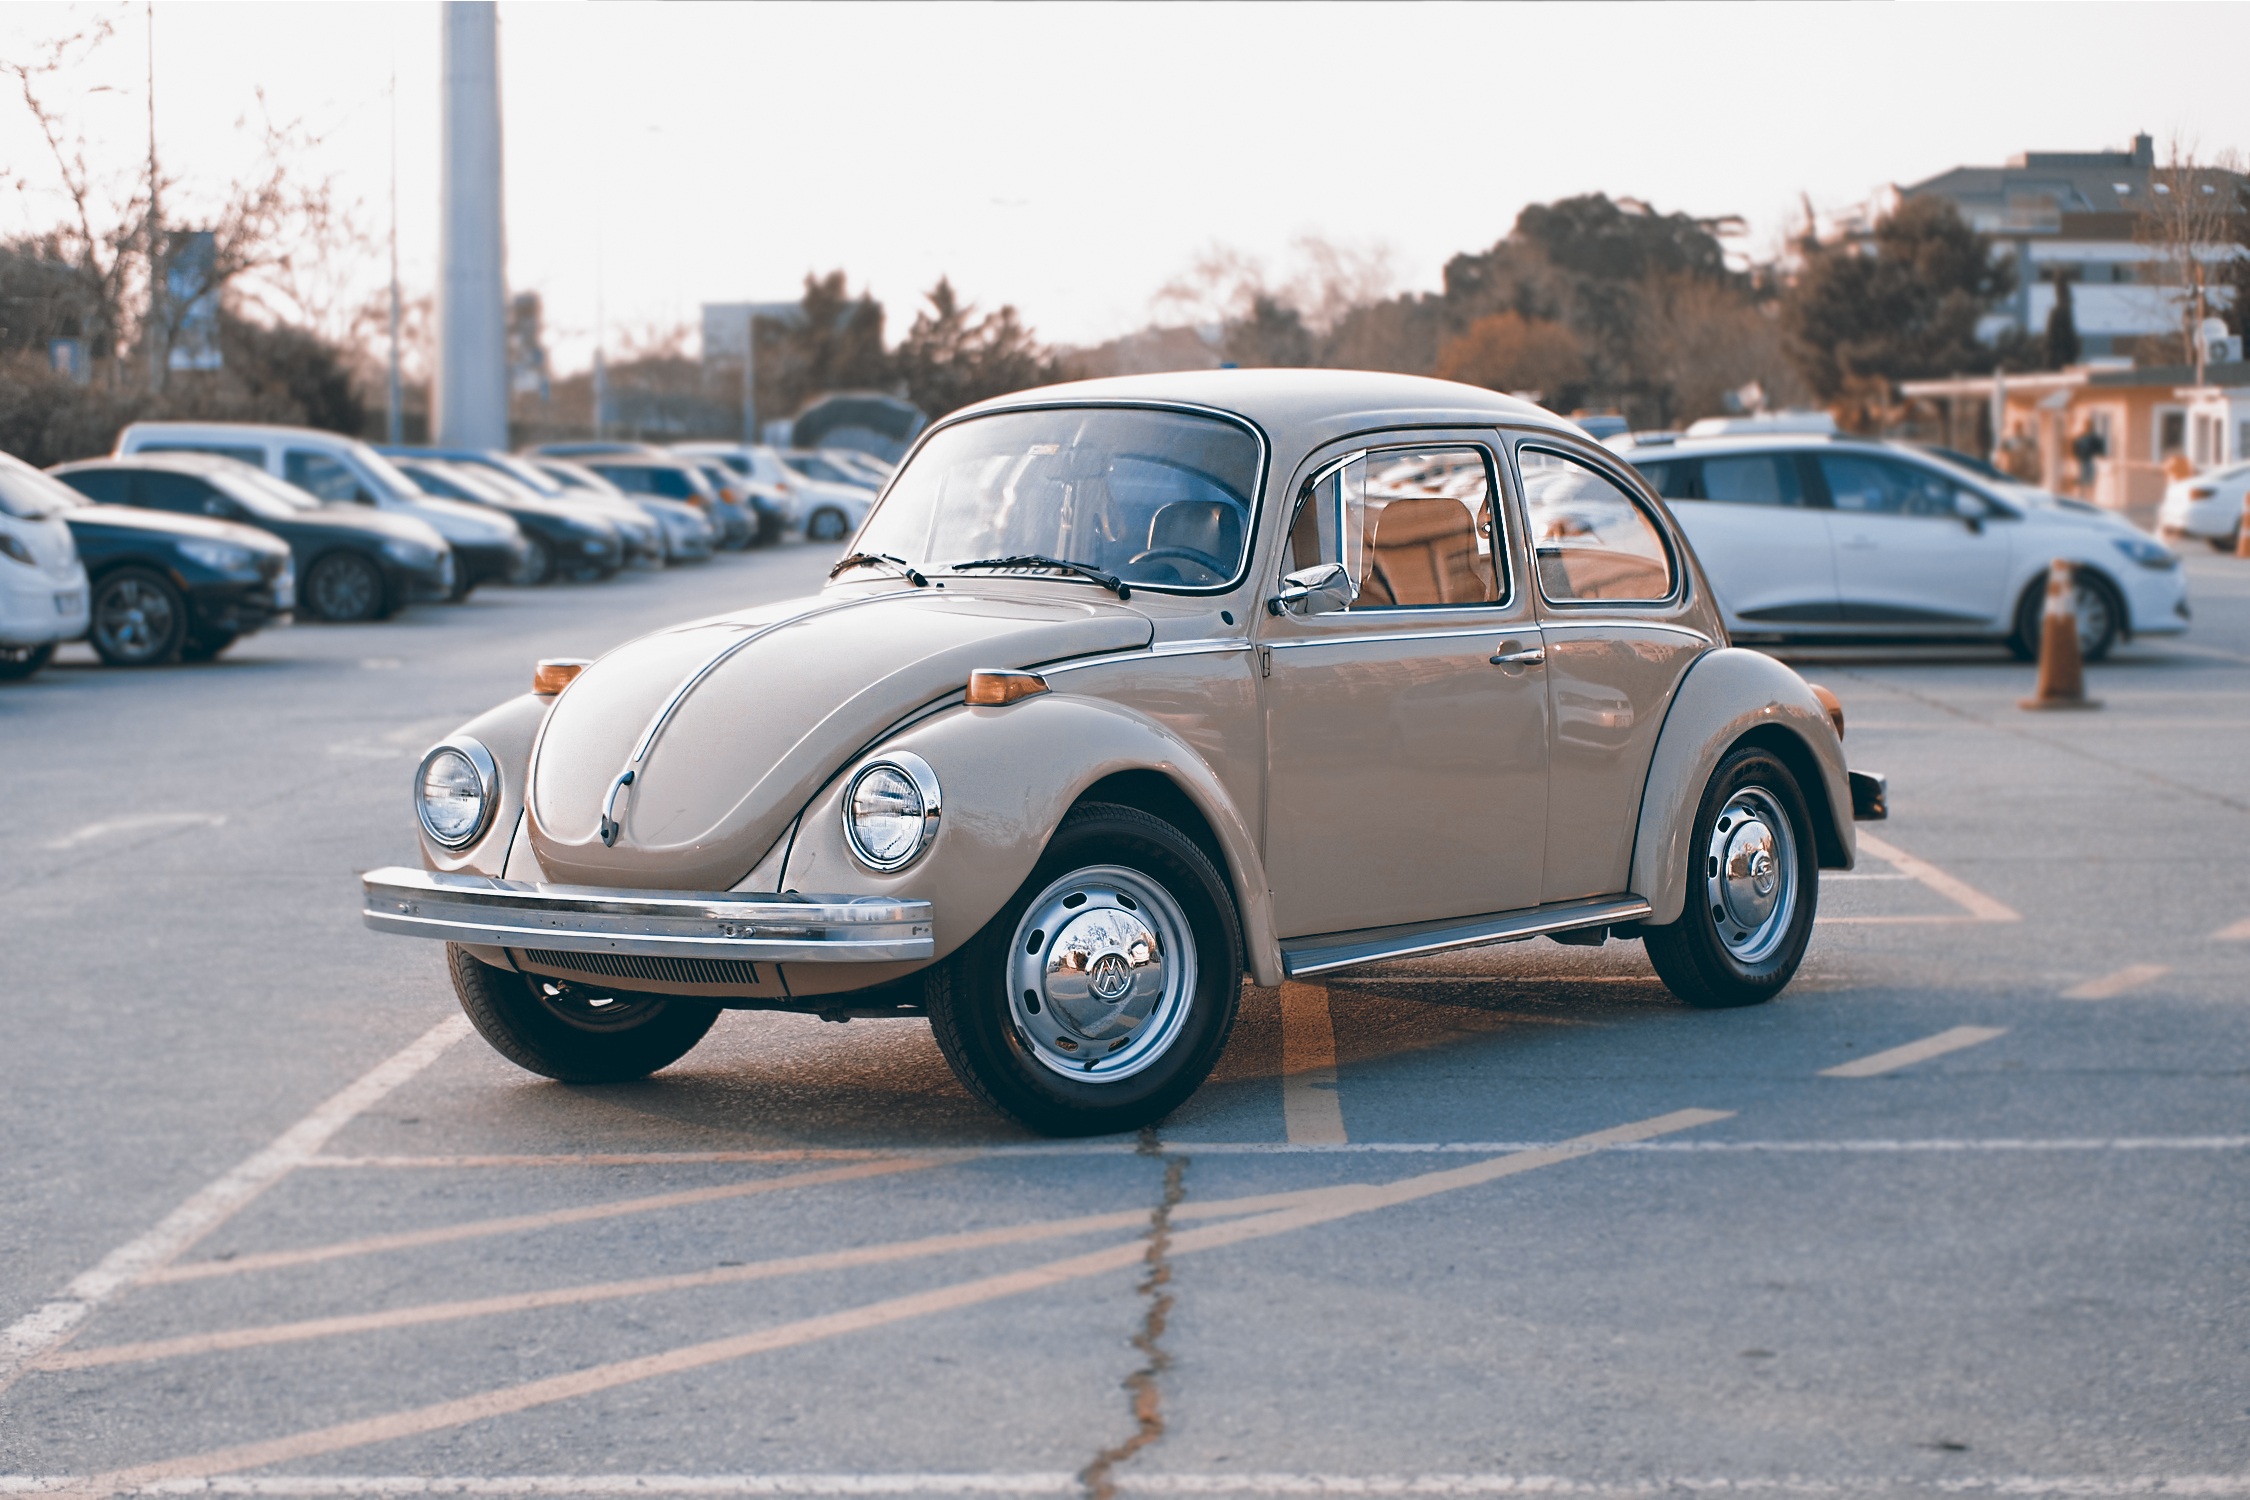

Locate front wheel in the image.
[181,630,238,663]
[2008,569,2120,662]
[0,643,54,680]
[516,534,555,586]
[806,507,849,543]
[1641,746,1818,1010]
[89,567,187,666]
[304,552,387,622]
[447,944,719,1083]
[927,803,1243,1136]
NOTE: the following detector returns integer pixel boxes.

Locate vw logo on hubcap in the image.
[1087,951,1133,1002]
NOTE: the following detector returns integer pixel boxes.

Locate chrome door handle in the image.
[1489,646,1546,666]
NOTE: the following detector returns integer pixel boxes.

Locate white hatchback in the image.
[0,452,92,679]
[1623,434,2189,660]
[2157,464,2248,551]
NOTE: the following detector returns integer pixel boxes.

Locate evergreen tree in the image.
[2044,271,2081,368]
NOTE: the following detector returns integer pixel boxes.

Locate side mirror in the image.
[1268,561,1354,617]
[1953,491,1986,533]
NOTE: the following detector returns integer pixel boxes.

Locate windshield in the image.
[0,453,85,518]
[854,407,1263,591]
[221,466,322,516]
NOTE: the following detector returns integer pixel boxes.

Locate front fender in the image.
[778,692,1280,994]
[1628,648,1853,927]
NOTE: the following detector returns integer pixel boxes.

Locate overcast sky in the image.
[4,2,2244,375]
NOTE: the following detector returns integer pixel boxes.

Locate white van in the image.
[117,422,526,597]
[0,452,92,679]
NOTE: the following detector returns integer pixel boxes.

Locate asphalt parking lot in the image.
[2,546,2246,1497]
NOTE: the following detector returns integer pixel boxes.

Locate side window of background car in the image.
[1283,447,1504,609]
[1633,458,1696,499]
[1817,453,1957,517]
[1700,454,1806,507]
[141,471,217,515]
[58,469,130,505]
[1518,446,1675,604]
[285,450,370,505]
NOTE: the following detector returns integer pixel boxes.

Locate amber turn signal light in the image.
[1808,682,1845,740]
[533,658,592,695]
[965,669,1048,706]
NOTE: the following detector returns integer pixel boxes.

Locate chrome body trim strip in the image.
[1268,625,1542,650]
[360,866,934,963]
[1280,895,1653,979]
[1039,638,1253,675]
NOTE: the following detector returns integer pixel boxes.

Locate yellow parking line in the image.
[1819,1026,2007,1079]
[146,1156,948,1285]
[2213,916,2250,941]
[58,1109,1730,1497]
[1278,981,1347,1145]
[2060,964,2171,1000]
[1826,833,2019,925]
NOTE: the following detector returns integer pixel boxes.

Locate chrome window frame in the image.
[862,399,1274,598]
[1510,439,1686,611]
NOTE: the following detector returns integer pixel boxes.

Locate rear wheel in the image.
[1641,746,1818,1010]
[304,551,387,622]
[89,567,186,666]
[927,803,1243,1136]
[0,643,54,680]
[448,944,719,1083]
[2008,570,2120,662]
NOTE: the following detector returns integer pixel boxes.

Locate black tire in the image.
[807,507,849,543]
[754,509,784,548]
[1641,745,1819,1010]
[447,943,719,1084]
[926,802,1243,1136]
[2213,532,2241,555]
[304,551,388,623]
[181,630,238,663]
[2008,569,2120,663]
[89,567,187,666]
[516,534,555,587]
[0,642,54,680]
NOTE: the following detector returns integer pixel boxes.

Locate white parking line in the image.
[1278,981,1346,1145]
[1818,1025,2007,1078]
[5,1472,2248,1497]
[2061,964,2172,1000]
[41,813,225,851]
[2213,916,2250,941]
[1824,832,2020,925]
[0,1016,470,1393]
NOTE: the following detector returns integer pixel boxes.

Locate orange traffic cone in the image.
[2236,488,2250,559]
[2020,558,2101,711]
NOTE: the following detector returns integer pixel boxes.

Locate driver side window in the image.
[1283,446,1504,609]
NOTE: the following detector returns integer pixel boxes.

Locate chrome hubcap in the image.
[1703,786,1798,964]
[1008,865,1195,1083]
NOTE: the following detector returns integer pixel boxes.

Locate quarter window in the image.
[1519,446,1674,604]
[1701,454,1806,507]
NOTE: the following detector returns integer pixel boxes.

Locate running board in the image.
[1280,895,1654,979]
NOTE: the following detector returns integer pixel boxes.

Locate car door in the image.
[1517,442,1712,904]
[1633,450,1839,630]
[1815,450,2014,630]
[1260,438,1550,939]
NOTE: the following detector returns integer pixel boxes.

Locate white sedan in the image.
[1623,434,2189,661]
[2157,465,2248,551]
[0,452,92,679]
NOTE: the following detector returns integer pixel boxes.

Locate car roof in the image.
[953,369,1572,446]
[1618,432,1918,460]
[59,451,252,475]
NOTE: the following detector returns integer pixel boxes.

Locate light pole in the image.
[435,1,509,448]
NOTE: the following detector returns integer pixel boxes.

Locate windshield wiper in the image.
[950,554,1131,599]
[828,552,927,587]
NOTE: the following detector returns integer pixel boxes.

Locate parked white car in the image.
[1624,433,2189,660]
[117,422,526,598]
[0,452,92,679]
[674,442,871,542]
[2157,464,2249,551]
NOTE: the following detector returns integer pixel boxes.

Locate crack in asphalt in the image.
[1079,1127,1187,1500]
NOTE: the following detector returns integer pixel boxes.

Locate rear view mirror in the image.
[1268,561,1354,617]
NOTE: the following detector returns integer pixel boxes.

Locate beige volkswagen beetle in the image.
[364,371,1885,1135]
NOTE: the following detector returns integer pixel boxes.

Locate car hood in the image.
[400,494,521,545]
[289,505,452,549]
[526,588,1154,889]
[68,505,287,554]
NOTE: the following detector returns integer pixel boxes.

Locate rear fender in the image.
[779,693,1279,993]
[1628,648,1853,927]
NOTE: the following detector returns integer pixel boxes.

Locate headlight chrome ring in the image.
[842,751,941,872]
[415,736,500,850]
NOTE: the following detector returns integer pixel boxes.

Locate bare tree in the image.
[2136,138,2248,380]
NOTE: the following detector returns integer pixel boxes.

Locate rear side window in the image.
[1633,459,1693,499]
[56,469,131,505]
[284,450,371,504]
[1519,446,1675,604]
[1286,447,1505,609]
[1700,454,1807,507]
[141,472,218,514]
[142,441,266,469]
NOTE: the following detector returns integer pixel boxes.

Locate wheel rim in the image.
[2072,580,2112,654]
[96,577,175,661]
[532,977,666,1033]
[1007,864,1197,1083]
[1703,786,1799,965]
[811,510,844,541]
[314,557,377,619]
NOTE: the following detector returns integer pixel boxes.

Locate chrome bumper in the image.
[360,867,934,963]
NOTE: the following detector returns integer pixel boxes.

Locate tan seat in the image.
[1146,500,1242,560]
[1362,498,1492,606]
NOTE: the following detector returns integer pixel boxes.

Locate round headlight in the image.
[843,752,940,871]
[415,738,498,849]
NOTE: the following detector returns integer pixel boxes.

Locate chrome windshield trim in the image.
[361,866,934,963]
[1280,895,1652,978]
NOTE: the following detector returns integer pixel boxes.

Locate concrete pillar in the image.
[436,2,508,449]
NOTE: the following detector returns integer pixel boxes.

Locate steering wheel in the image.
[1127,546,1229,585]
